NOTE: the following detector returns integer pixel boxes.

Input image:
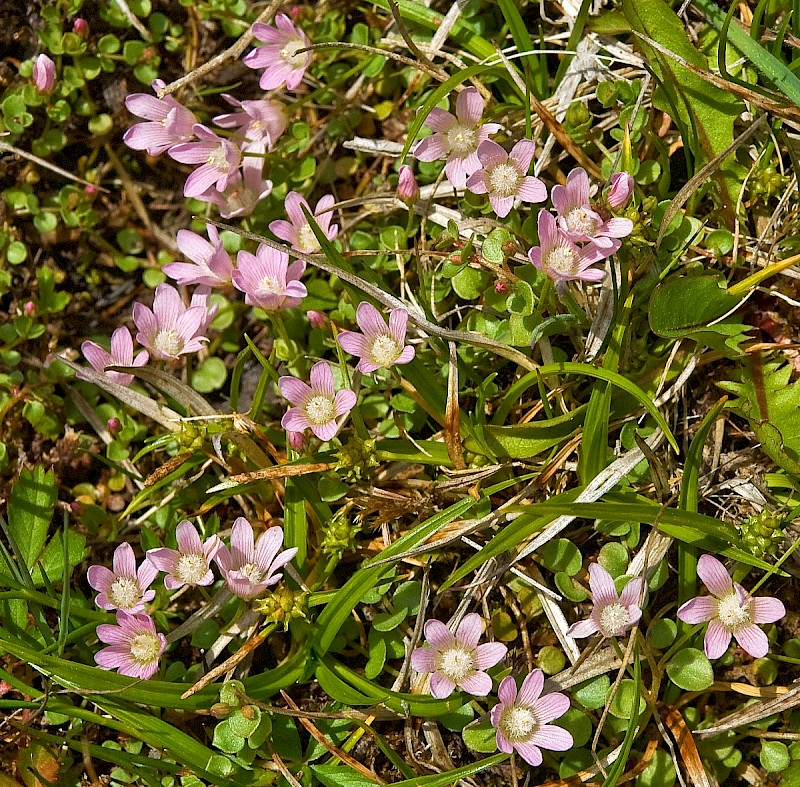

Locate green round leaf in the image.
[649,618,677,650]
[452,266,490,300]
[598,542,628,577]
[211,718,246,754]
[539,538,582,576]
[462,718,497,753]
[608,679,646,719]
[7,241,27,264]
[228,706,261,738]
[761,741,790,773]
[635,749,676,787]
[536,645,566,675]
[193,358,227,393]
[573,675,610,709]
[666,648,714,691]
[439,702,474,732]
[556,709,591,747]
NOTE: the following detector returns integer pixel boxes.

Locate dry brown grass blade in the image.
[660,703,719,787]
[694,681,800,738]
[280,691,386,784]
[180,627,269,699]
[207,462,336,491]
[445,342,466,469]
[538,738,659,786]
[144,452,194,487]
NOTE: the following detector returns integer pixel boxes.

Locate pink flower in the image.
[677,554,786,659]
[413,87,501,189]
[278,361,356,442]
[337,302,415,374]
[198,153,272,218]
[232,244,307,311]
[169,124,241,198]
[551,168,633,252]
[163,224,234,287]
[410,613,507,698]
[80,326,148,386]
[132,283,209,361]
[214,518,298,601]
[214,94,288,152]
[87,543,157,613]
[243,14,311,91]
[490,670,573,766]
[123,79,197,156]
[466,140,546,218]
[566,563,645,640]
[397,165,419,205]
[528,210,607,285]
[32,54,55,93]
[95,611,166,680]
[73,18,89,36]
[146,520,221,590]
[269,192,338,254]
[606,172,634,210]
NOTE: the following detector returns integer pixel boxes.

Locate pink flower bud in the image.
[23,301,36,316]
[107,418,122,435]
[73,18,89,36]
[607,172,634,210]
[306,310,326,329]
[32,54,56,93]
[287,430,305,450]
[84,184,97,196]
[397,165,419,205]
[494,280,509,294]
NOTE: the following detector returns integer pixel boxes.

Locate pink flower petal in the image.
[429,672,456,698]
[517,669,544,706]
[495,730,513,754]
[146,547,178,574]
[517,176,547,204]
[414,134,448,162]
[309,362,335,398]
[619,577,645,608]
[566,618,600,639]
[533,692,570,724]
[424,108,456,133]
[514,742,543,767]
[411,646,436,673]
[753,597,786,624]
[113,543,137,578]
[455,87,484,125]
[488,194,514,218]
[476,140,507,169]
[311,420,338,442]
[496,675,518,705]
[337,331,369,358]
[603,217,634,238]
[424,619,454,650]
[282,407,311,433]
[333,389,357,417]
[455,613,483,649]
[460,671,492,696]
[176,520,202,554]
[254,526,284,571]
[355,302,387,339]
[508,139,536,173]
[230,518,254,567]
[677,596,717,624]
[697,554,733,598]
[530,724,574,751]
[734,624,770,658]
[465,171,487,194]
[704,619,732,659]
[278,377,312,406]
[474,642,507,670]
[588,563,618,606]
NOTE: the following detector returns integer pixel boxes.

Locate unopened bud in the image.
[306,310,326,329]
[23,301,36,316]
[396,165,419,205]
[210,702,231,719]
[32,54,56,93]
[73,18,89,36]
[107,417,122,435]
[494,280,509,294]
[84,184,97,196]
[287,431,304,451]
[607,172,634,210]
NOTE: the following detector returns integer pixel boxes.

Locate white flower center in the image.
[435,644,475,684]
[175,553,208,585]
[545,246,579,276]
[280,37,306,66]
[153,328,184,358]
[488,163,522,197]
[109,577,142,610]
[238,562,265,584]
[207,146,231,172]
[296,223,320,252]
[717,593,753,632]
[258,276,284,295]
[499,705,538,743]
[446,123,477,157]
[369,335,401,367]
[565,207,599,236]
[129,632,162,663]
[598,602,631,637]
[304,394,337,426]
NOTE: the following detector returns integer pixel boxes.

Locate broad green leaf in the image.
[624,0,744,221]
[8,466,56,570]
[719,360,800,475]
[667,648,714,691]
